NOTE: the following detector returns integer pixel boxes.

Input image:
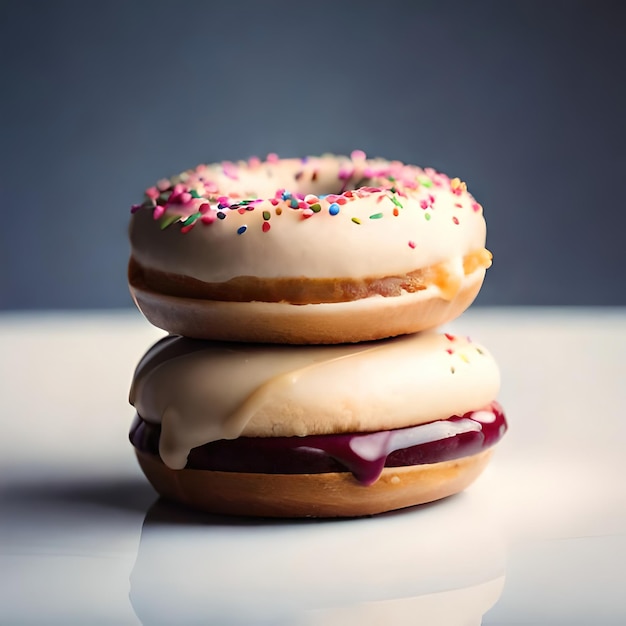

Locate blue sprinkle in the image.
[290,198,299,208]
[217,212,226,220]
[237,225,247,235]
[218,202,229,209]
[281,191,291,200]
[329,202,340,215]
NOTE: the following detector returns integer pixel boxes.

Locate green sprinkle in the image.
[182,212,202,226]
[160,214,181,230]
[420,179,433,188]
[351,217,362,225]
[369,212,383,219]
[190,190,201,199]
[262,210,271,220]
[476,347,484,355]
[390,194,403,208]
[310,203,322,213]
[424,213,432,221]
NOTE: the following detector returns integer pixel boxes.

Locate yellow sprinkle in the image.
[459,353,470,364]
[450,177,467,192]
[351,217,361,225]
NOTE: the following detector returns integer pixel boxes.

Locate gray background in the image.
[1,0,625,310]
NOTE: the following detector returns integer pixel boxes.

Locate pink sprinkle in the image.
[201,212,217,224]
[152,205,165,220]
[198,203,211,214]
[304,194,319,204]
[145,187,159,200]
[156,179,171,191]
[472,202,482,212]
[266,153,279,163]
[248,156,261,168]
[270,198,280,206]
[351,149,366,160]
[408,240,416,249]
[419,199,429,209]
[262,221,271,232]
[302,208,314,218]
[429,194,435,204]
[325,194,339,203]
[172,184,184,195]
[454,202,462,208]
[452,216,460,225]
[217,196,229,205]
[179,192,192,204]
[298,201,307,209]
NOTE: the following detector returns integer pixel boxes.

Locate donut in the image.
[129,331,507,517]
[128,152,493,344]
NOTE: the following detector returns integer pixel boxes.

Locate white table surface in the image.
[1,308,625,625]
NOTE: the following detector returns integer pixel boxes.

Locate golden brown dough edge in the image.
[128,268,485,344]
[135,449,494,518]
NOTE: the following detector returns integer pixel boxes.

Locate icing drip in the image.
[130,402,507,486]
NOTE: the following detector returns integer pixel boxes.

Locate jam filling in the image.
[130,402,506,486]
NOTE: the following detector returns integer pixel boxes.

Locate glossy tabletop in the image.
[1,308,625,625]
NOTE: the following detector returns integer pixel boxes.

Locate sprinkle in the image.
[130,204,142,213]
[450,366,456,374]
[310,203,322,213]
[289,198,299,209]
[328,203,340,215]
[420,179,433,188]
[153,205,165,220]
[424,213,431,221]
[262,221,271,232]
[237,225,247,235]
[190,190,201,199]
[369,212,383,219]
[179,192,192,204]
[198,203,211,214]
[145,187,159,200]
[302,208,314,218]
[304,194,319,204]
[159,214,181,229]
[351,149,366,160]
[180,223,195,234]
[408,240,416,249]
[156,179,171,192]
[262,210,271,221]
[351,217,361,225]
[454,202,462,208]
[275,207,283,215]
[452,216,460,225]
[336,196,348,205]
[446,348,453,354]
[445,333,455,341]
[201,212,217,224]
[472,202,482,212]
[459,353,470,364]
[266,153,279,163]
[217,212,226,220]
[389,194,403,208]
[298,201,308,210]
[420,199,429,209]
[182,212,201,226]
[476,347,484,355]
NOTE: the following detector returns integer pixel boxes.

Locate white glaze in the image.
[129,155,489,284]
[129,332,500,470]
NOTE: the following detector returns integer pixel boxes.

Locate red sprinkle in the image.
[262,221,271,232]
[445,333,455,341]
[408,240,416,249]
[452,216,460,225]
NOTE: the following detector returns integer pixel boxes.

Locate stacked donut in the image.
[127,152,507,517]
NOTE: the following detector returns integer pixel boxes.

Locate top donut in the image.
[128,152,492,344]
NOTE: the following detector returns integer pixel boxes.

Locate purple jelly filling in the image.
[130,402,506,486]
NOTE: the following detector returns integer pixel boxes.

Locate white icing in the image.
[348,418,482,461]
[129,155,488,283]
[130,332,500,470]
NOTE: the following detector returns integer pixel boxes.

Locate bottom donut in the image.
[135,449,493,518]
